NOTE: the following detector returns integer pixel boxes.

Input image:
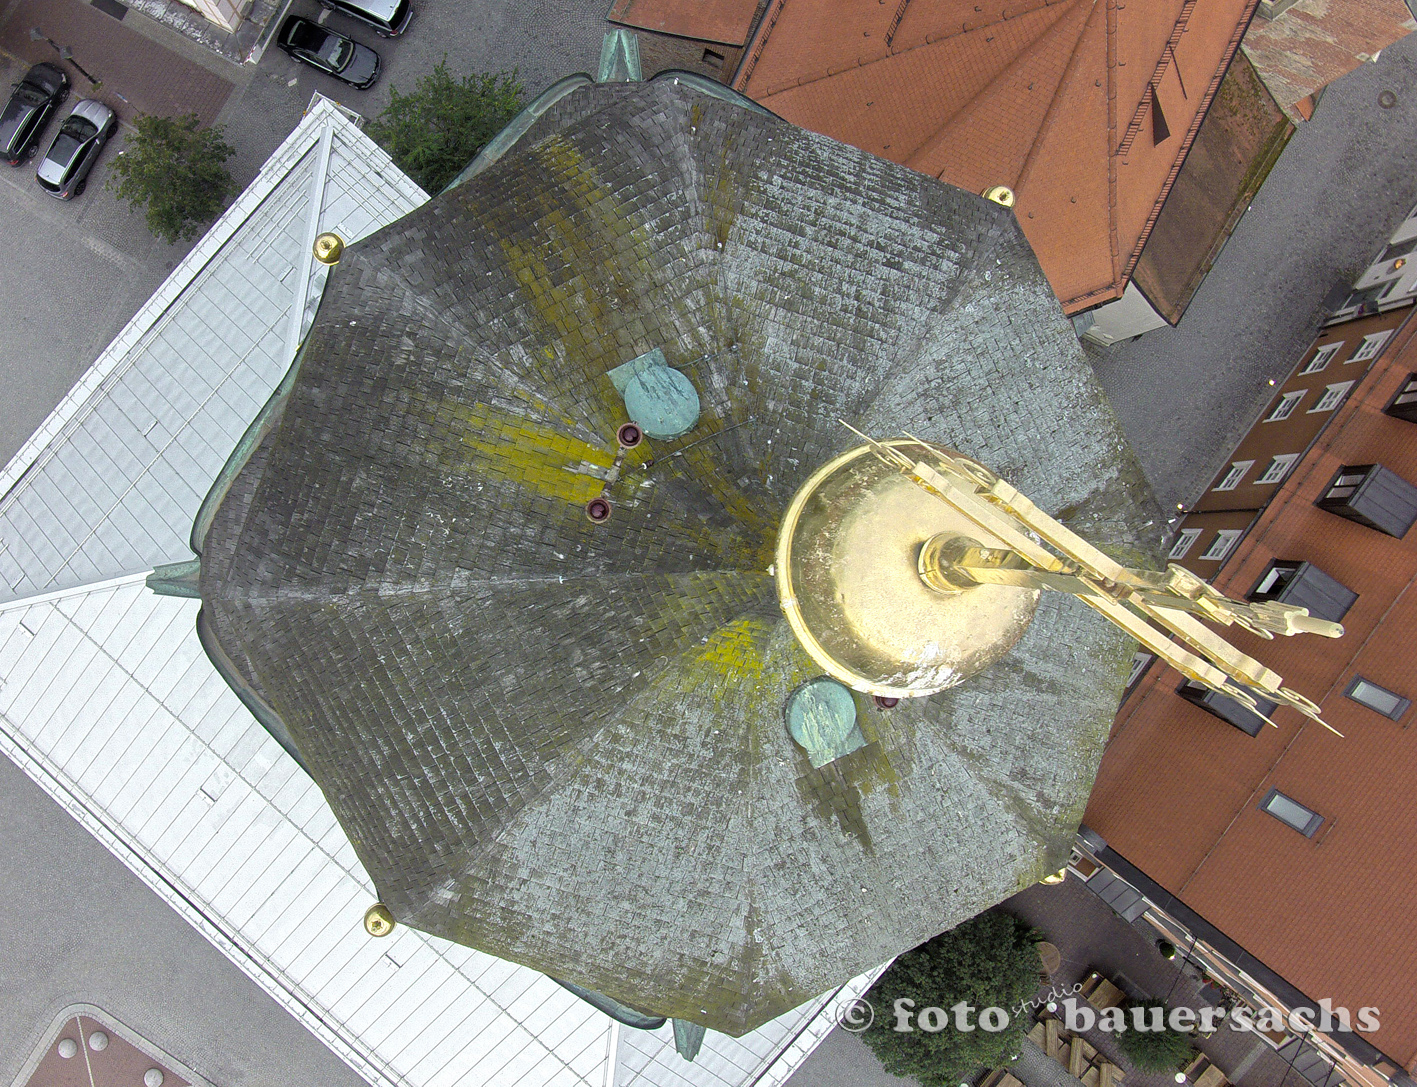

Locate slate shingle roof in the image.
[198,79,1160,1036]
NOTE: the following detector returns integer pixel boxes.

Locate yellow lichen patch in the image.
[490,136,657,383]
[448,399,616,505]
[691,617,774,683]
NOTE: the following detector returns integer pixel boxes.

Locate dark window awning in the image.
[1249,560,1356,623]
[1317,463,1417,538]
[1177,680,1277,737]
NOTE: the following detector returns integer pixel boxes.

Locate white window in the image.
[1350,331,1392,362]
[1214,461,1254,491]
[1126,652,1155,688]
[1300,343,1342,375]
[1199,529,1243,561]
[1169,528,1202,559]
[1324,467,1369,501]
[1261,789,1323,837]
[1308,380,1355,413]
[1255,453,1300,485]
[1266,391,1306,421]
[1391,374,1417,409]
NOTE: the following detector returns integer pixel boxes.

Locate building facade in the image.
[1167,305,1412,575]
[1332,201,1417,322]
[1079,305,1417,1087]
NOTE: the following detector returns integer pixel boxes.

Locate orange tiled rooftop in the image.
[732,0,1258,312]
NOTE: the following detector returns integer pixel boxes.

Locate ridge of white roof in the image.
[0,97,428,605]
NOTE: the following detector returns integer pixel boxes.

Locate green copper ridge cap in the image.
[196,608,310,774]
[444,65,774,198]
[647,69,775,118]
[673,1019,707,1062]
[597,28,643,83]
[442,73,595,194]
[148,558,202,599]
[191,335,314,556]
[551,976,666,1031]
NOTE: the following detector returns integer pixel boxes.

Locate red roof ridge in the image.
[1013,0,1100,209]
[742,0,1069,100]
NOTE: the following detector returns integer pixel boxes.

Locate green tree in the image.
[366,61,523,194]
[1115,1002,1196,1073]
[108,114,236,244]
[861,912,1042,1087]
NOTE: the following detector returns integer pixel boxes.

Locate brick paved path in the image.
[1,0,233,125]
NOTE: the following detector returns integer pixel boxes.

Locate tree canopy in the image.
[108,114,236,244]
[861,912,1042,1087]
[366,61,524,194]
[1115,1002,1196,1072]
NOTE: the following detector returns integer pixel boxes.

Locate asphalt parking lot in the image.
[0,49,183,468]
[0,0,609,470]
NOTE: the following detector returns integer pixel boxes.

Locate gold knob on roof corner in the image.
[983,185,1016,208]
[364,903,395,936]
[314,232,346,265]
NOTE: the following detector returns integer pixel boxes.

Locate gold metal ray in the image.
[848,425,1343,736]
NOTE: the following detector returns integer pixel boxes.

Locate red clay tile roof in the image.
[1242,0,1415,123]
[609,0,762,46]
[1088,314,1417,1070]
[735,0,1259,312]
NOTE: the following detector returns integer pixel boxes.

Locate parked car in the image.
[277,16,381,88]
[319,0,412,37]
[35,99,116,199]
[1,62,69,167]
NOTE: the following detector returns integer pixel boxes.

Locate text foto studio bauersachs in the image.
[887,998,1381,1035]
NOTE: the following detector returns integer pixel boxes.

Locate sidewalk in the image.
[0,0,234,124]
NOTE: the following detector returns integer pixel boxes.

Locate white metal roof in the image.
[0,94,876,1087]
[0,97,425,604]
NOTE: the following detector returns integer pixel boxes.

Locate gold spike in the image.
[844,425,1343,736]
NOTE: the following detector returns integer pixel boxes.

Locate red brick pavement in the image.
[24,1013,190,1087]
[1,0,233,126]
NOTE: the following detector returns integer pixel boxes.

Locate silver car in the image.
[36,99,116,200]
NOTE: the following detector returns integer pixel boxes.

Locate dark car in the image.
[319,0,411,37]
[277,16,381,88]
[36,99,116,199]
[1,62,69,166]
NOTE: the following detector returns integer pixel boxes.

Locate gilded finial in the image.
[837,425,1344,736]
[314,232,345,266]
[983,185,1016,208]
[364,902,394,936]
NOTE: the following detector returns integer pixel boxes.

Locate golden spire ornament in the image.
[775,425,1343,735]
